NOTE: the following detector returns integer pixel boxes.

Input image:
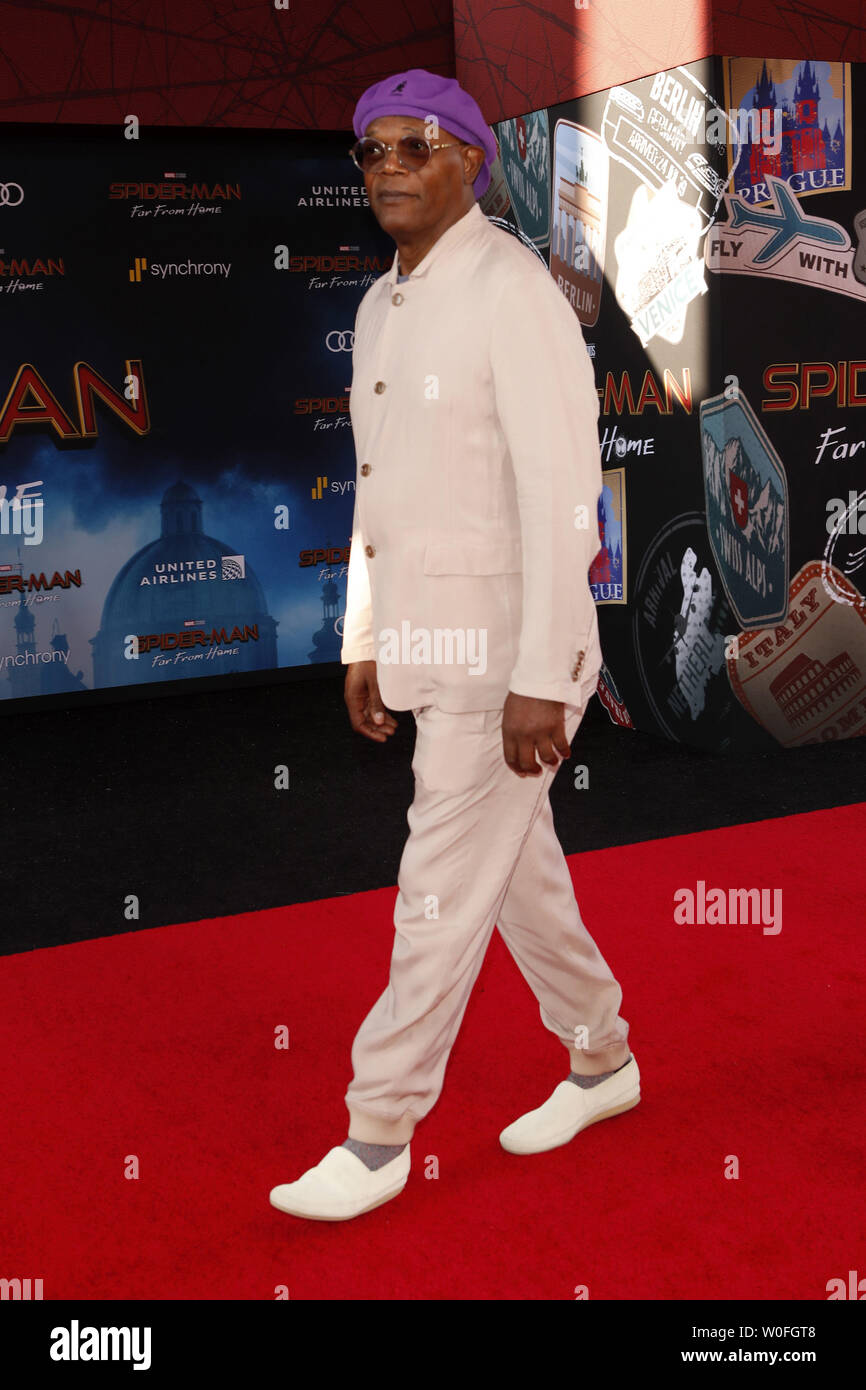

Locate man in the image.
[270,69,638,1223]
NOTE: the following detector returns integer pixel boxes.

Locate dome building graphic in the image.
[91,481,278,687]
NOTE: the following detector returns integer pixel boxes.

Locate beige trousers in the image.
[345,702,631,1144]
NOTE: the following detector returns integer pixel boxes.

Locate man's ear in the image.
[464,145,485,184]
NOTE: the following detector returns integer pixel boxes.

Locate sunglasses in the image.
[349,135,466,174]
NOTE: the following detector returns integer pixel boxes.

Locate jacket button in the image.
[365,544,375,557]
[374,381,386,394]
[391,292,404,305]
[360,463,371,476]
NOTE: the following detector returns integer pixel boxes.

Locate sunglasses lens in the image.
[397,137,430,168]
[354,137,431,171]
[356,140,385,170]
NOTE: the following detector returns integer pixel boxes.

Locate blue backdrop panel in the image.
[0,126,393,705]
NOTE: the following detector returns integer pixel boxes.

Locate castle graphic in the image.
[589,481,624,601]
[308,572,343,662]
[91,481,278,687]
[737,60,845,192]
[3,592,88,699]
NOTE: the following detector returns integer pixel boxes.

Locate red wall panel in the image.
[0,1,862,130]
[458,1,861,120]
[0,0,455,128]
[455,1,865,123]
[454,1,711,123]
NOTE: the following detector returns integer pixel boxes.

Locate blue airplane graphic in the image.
[726,175,848,264]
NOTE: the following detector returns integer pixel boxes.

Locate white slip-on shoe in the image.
[269,1143,411,1221]
[499,1056,640,1155]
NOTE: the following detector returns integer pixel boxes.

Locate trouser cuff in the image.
[346,1105,417,1144]
[565,1041,631,1075]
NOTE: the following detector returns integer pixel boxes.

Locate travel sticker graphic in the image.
[727,561,866,747]
[632,512,734,748]
[596,662,634,728]
[601,66,734,233]
[700,391,789,630]
[613,180,707,348]
[494,111,551,248]
[823,489,866,607]
[589,467,626,604]
[722,58,851,207]
[550,119,609,326]
[478,132,512,220]
[704,175,866,303]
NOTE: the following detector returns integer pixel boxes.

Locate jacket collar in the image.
[387,201,485,285]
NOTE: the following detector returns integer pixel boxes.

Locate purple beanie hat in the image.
[352,68,497,198]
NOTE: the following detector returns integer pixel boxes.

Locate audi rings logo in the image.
[0,183,24,206]
[325,330,354,352]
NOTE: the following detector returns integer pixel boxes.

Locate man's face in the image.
[361,114,483,234]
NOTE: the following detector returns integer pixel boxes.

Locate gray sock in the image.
[342,1137,407,1171]
[567,1054,632,1088]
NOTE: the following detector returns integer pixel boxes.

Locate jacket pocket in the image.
[422,535,523,575]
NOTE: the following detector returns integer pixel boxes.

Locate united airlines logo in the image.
[137,555,245,587]
[221,554,245,580]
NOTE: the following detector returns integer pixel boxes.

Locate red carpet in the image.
[2,804,863,1301]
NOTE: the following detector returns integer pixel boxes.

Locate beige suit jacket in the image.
[340,199,603,714]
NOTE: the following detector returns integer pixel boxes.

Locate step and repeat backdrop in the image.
[485,53,866,753]
[1,53,864,751]
[0,126,395,705]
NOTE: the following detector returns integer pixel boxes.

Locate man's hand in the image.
[344,660,398,742]
[502,692,570,776]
